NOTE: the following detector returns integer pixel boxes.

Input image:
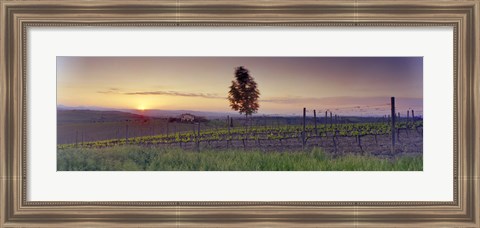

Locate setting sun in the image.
[138,105,146,111]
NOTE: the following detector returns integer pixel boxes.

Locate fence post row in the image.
[70,97,416,153]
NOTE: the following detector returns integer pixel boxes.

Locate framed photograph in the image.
[56,56,424,172]
[1,0,479,227]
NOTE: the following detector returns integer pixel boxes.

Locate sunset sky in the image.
[57,57,423,116]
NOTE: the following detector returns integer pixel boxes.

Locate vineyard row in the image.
[58,121,422,150]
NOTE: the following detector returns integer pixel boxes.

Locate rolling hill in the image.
[57,109,153,124]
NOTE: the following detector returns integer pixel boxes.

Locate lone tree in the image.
[228,66,260,127]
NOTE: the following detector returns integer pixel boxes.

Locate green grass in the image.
[57,146,422,171]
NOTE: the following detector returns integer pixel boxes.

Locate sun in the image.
[137,104,146,111]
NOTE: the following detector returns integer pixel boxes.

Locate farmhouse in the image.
[180,113,195,122]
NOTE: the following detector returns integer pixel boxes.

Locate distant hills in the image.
[57,105,243,121]
[57,109,152,124]
[127,109,239,119]
[57,104,421,121]
[57,106,423,126]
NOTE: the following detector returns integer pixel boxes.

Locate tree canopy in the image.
[228,66,260,117]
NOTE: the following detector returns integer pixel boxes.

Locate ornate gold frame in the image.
[1,0,479,226]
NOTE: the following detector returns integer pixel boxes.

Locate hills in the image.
[58,105,243,119]
[57,109,152,124]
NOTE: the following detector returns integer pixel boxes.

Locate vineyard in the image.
[57,97,423,171]
[58,120,422,158]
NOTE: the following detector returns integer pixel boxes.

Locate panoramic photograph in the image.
[57,57,423,171]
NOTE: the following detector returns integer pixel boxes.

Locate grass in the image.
[57,145,423,171]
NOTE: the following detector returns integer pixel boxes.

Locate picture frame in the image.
[1,0,478,226]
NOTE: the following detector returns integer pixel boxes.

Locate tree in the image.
[228,66,260,125]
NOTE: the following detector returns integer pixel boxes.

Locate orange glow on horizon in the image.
[137,104,146,111]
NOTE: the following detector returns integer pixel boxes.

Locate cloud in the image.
[261,96,422,110]
[97,88,120,94]
[263,96,420,104]
[124,90,223,99]
[97,88,224,99]
[261,96,320,104]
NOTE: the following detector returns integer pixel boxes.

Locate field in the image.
[58,146,422,171]
[57,110,423,171]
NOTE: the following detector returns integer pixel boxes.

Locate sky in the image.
[57,57,423,116]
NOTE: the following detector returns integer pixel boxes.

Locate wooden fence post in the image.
[192,123,196,138]
[196,123,200,152]
[302,107,306,149]
[330,112,333,127]
[391,97,396,153]
[125,124,128,143]
[227,116,231,133]
[166,122,169,137]
[324,111,327,130]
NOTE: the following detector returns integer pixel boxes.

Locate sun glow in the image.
[138,104,146,111]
